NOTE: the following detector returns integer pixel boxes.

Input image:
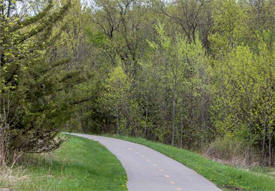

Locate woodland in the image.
[0,0,274,167]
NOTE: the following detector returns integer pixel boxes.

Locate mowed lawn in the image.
[110,135,275,191]
[0,135,127,191]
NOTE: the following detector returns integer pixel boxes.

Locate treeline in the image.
[0,0,274,167]
[80,0,274,166]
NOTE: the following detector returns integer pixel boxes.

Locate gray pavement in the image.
[70,133,222,191]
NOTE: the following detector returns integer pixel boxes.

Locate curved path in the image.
[71,133,221,191]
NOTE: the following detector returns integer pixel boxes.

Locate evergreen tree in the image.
[0,0,88,165]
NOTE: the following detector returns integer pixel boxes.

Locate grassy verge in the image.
[109,135,275,191]
[250,166,275,178]
[0,135,127,191]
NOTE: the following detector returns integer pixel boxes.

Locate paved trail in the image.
[71,133,221,191]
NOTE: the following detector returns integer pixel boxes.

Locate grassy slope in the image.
[251,166,275,178]
[0,135,127,191]
[110,135,275,191]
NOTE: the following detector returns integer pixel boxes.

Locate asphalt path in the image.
[71,133,222,191]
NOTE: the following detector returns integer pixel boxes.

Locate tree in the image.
[210,32,274,165]
[101,63,131,134]
[146,23,210,146]
[209,0,249,57]
[0,0,93,166]
[153,0,213,50]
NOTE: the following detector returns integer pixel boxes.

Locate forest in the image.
[0,0,274,168]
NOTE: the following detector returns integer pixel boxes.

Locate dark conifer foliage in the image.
[0,0,90,165]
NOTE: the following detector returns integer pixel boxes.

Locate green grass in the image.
[267,168,275,177]
[251,166,275,178]
[109,135,275,191]
[0,135,127,191]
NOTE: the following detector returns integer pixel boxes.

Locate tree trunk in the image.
[261,124,267,166]
[268,126,272,166]
[180,117,183,148]
[247,114,253,165]
[145,106,148,137]
[261,111,267,166]
[171,99,176,146]
[0,127,7,166]
[116,107,120,135]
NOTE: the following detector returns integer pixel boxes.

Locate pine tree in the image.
[0,0,86,166]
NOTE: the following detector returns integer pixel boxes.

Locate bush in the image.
[206,135,246,161]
